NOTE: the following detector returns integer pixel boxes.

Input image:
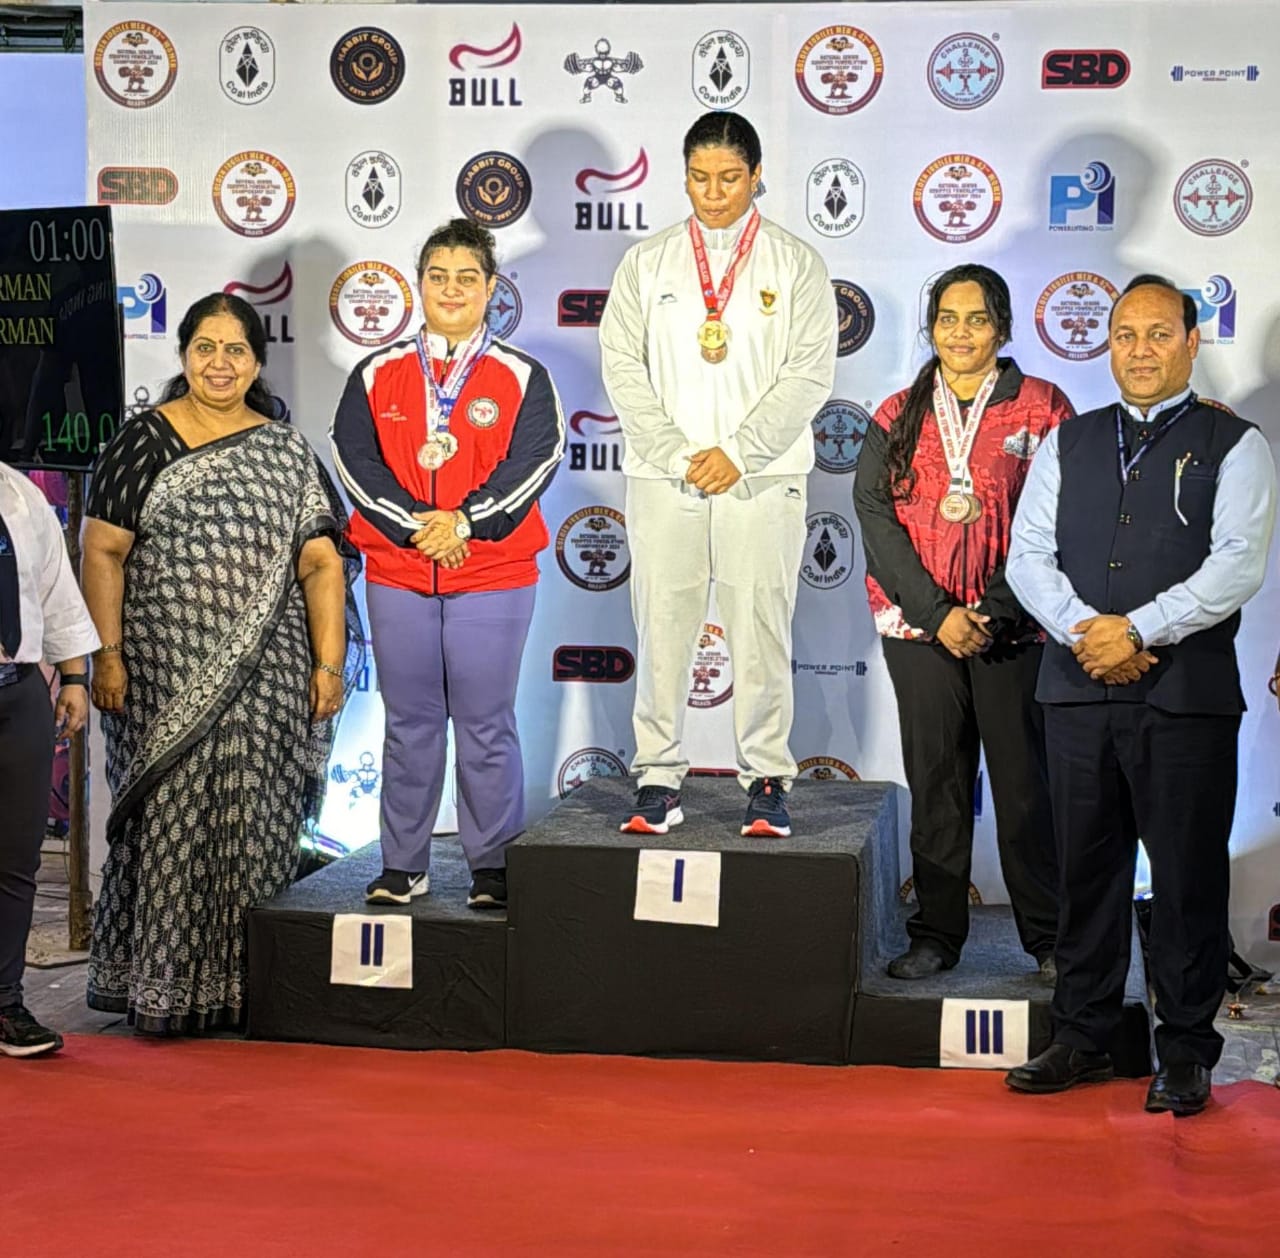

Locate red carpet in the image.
[5,1037,1279,1257]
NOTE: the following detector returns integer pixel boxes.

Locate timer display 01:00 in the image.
[28,217,109,264]
[42,410,118,456]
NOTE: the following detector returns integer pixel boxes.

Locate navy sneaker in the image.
[0,1004,63,1058]
[365,870,429,905]
[620,785,684,835]
[468,868,507,910]
[742,777,791,837]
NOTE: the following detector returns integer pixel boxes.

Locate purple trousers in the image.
[367,581,535,873]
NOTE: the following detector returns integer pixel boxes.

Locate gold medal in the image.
[698,319,728,364]
[939,491,983,524]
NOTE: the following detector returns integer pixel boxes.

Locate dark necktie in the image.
[0,509,21,658]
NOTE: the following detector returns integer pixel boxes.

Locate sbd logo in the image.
[558,289,609,326]
[553,645,635,683]
[1049,161,1115,228]
[1042,50,1130,88]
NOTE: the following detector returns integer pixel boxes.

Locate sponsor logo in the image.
[929,32,1003,110]
[801,511,854,589]
[556,505,630,591]
[93,21,178,109]
[1002,428,1041,460]
[1049,160,1115,231]
[330,28,405,105]
[1035,272,1119,361]
[796,755,860,780]
[692,29,749,109]
[575,148,649,232]
[1183,274,1237,345]
[1041,49,1130,89]
[793,660,868,680]
[220,27,275,105]
[812,400,871,474]
[486,275,522,339]
[832,281,875,357]
[328,262,414,347]
[212,151,296,238]
[566,37,644,104]
[456,151,532,229]
[96,166,177,205]
[558,289,609,327]
[807,158,865,237]
[1174,160,1252,237]
[117,272,166,339]
[914,155,1002,243]
[466,397,500,429]
[795,25,884,115]
[558,747,628,797]
[568,410,623,474]
[346,150,401,229]
[329,750,381,805]
[1171,63,1260,83]
[224,262,294,346]
[448,22,522,108]
[688,622,733,709]
[552,645,635,683]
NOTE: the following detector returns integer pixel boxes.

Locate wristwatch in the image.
[453,510,472,541]
[1124,623,1144,652]
[59,672,89,688]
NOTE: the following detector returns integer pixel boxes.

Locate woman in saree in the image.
[82,292,358,1034]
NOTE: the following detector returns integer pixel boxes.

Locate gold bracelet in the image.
[94,642,123,655]
[314,662,343,677]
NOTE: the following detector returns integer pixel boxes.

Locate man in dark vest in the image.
[1001,275,1275,1116]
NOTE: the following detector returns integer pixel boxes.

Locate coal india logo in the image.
[456,151,532,228]
[801,512,854,589]
[556,506,630,592]
[94,21,178,109]
[220,27,275,105]
[346,151,401,229]
[807,159,865,238]
[692,30,749,109]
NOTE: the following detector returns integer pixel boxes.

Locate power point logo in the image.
[558,290,609,327]
[224,262,294,346]
[97,167,177,206]
[94,22,178,109]
[565,37,644,104]
[688,622,733,709]
[1041,50,1130,89]
[1174,160,1252,237]
[556,506,630,591]
[448,23,522,108]
[1049,161,1115,231]
[328,262,414,347]
[558,747,628,797]
[1183,275,1237,346]
[220,27,275,105]
[347,151,402,229]
[807,159,865,238]
[833,281,875,357]
[456,151,532,229]
[212,151,296,238]
[928,33,1003,110]
[795,25,884,115]
[487,275,522,339]
[567,411,623,474]
[796,756,860,781]
[117,272,166,339]
[330,28,405,104]
[692,30,750,110]
[575,149,649,233]
[801,512,855,589]
[1035,272,1119,361]
[552,645,635,683]
[914,156,1002,244]
[1171,63,1260,84]
[812,400,871,475]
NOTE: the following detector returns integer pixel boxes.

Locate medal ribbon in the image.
[1114,395,1197,483]
[416,321,493,444]
[688,207,761,325]
[932,367,999,493]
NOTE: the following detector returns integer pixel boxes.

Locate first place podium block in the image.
[505,777,899,1064]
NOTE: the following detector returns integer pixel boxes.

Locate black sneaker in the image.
[0,1004,63,1058]
[365,870,429,905]
[742,777,791,837]
[468,868,507,910]
[620,784,684,835]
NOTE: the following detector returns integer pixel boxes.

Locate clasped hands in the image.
[410,510,468,569]
[1070,614,1157,685]
[684,446,741,495]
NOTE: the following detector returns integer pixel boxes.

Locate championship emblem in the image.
[330,28,405,104]
[456,151,532,228]
[795,25,884,115]
[692,29,750,109]
[1034,272,1119,361]
[556,506,630,592]
[796,756,860,781]
[220,27,275,105]
[801,512,855,589]
[807,159,865,238]
[687,623,734,710]
[94,22,178,109]
[812,401,871,475]
[913,155,1003,243]
[565,37,644,103]
[328,262,414,348]
[1174,160,1252,237]
[346,151,402,229]
[212,152,296,238]
[928,33,1003,110]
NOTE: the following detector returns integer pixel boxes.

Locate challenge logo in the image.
[801,512,854,589]
[692,29,749,109]
[833,281,874,357]
[94,22,178,109]
[565,37,643,103]
[688,622,733,709]
[556,506,630,591]
[224,262,294,346]
[1049,161,1115,231]
[1183,274,1237,345]
[328,262,414,347]
[1035,272,1119,361]
[929,33,1003,110]
[212,152,296,238]
[1171,63,1260,84]
[97,166,178,205]
[448,22,522,108]
[347,150,401,229]
[807,159,865,238]
[552,645,635,683]
[575,148,649,233]
[558,290,609,327]
[913,155,1002,244]
[117,272,166,339]
[487,275,522,339]
[330,28,405,104]
[557,747,627,797]
[567,411,623,474]
[812,400,871,474]
[220,27,275,105]
[456,151,532,228]
[795,25,884,115]
[1041,49,1130,89]
[1174,160,1252,237]
[796,756,860,781]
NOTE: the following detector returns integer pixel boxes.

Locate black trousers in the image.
[1043,702,1238,1069]
[882,638,1059,963]
[0,668,55,1008]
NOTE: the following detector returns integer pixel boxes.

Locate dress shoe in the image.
[1145,1062,1212,1116]
[1036,954,1058,984]
[1005,1043,1115,1094]
[886,940,956,980]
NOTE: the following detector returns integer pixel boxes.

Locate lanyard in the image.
[687,207,761,325]
[415,323,492,440]
[1114,395,1196,483]
[932,367,999,490]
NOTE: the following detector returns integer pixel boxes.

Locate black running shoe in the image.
[741,777,792,837]
[0,1004,63,1058]
[468,868,507,910]
[365,870,429,905]
[620,784,684,835]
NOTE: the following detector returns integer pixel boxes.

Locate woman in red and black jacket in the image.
[331,218,564,911]
[853,263,1072,981]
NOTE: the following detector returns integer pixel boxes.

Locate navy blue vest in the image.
[1037,397,1254,714]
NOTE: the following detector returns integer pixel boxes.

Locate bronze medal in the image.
[939,491,972,524]
[698,319,728,364]
[417,439,446,471]
[963,492,983,524]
